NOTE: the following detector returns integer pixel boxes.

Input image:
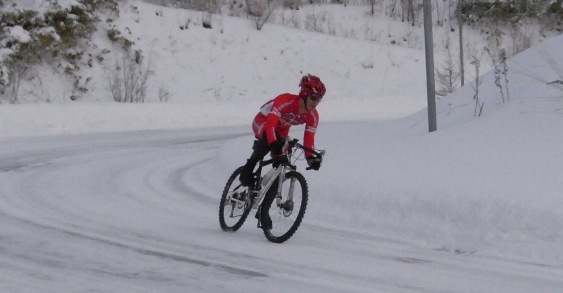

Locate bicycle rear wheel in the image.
[261,171,308,243]
[219,167,252,232]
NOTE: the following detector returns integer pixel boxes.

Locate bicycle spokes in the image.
[219,167,253,232]
[262,171,308,243]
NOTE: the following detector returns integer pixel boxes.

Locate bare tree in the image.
[246,0,276,30]
[158,86,171,102]
[3,60,29,104]
[500,49,510,101]
[470,56,484,117]
[109,51,153,103]
[434,0,445,26]
[486,47,510,103]
[282,0,299,10]
[401,0,419,26]
[436,37,461,98]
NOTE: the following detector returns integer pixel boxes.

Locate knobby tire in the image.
[219,167,251,232]
[261,171,308,243]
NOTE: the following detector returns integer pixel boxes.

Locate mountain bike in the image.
[219,138,325,243]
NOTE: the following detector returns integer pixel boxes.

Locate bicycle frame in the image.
[250,139,323,212]
[251,160,288,210]
[225,151,301,219]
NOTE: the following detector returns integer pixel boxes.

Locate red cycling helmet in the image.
[299,74,326,99]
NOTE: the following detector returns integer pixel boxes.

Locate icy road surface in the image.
[0,128,562,293]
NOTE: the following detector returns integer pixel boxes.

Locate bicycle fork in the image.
[274,170,288,207]
[252,166,290,229]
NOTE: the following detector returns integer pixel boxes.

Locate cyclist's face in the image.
[306,94,322,110]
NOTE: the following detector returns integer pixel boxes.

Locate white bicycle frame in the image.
[251,164,291,210]
[251,142,325,212]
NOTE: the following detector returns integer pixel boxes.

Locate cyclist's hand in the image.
[307,157,322,171]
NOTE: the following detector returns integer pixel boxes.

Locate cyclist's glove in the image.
[306,157,322,171]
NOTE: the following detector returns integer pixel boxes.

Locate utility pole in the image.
[458,0,465,86]
[423,0,437,132]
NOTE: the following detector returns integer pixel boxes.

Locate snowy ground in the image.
[1,127,563,293]
[1,1,563,292]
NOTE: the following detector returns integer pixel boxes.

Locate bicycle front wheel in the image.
[219,167,252,232]
[261,171,308,243]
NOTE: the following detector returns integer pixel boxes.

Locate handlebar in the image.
[287,138,324,157]
[287,138,326,170]
[260,138,325,170]
[287,138,319,157]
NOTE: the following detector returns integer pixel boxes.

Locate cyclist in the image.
[239,74,325,188]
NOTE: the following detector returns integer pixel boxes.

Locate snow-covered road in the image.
[1,128,562,292]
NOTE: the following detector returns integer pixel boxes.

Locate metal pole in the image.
[423,0,437,132]
[458,0,465,86]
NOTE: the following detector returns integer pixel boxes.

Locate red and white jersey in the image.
[252,93,319,157]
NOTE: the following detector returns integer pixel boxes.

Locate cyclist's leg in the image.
[257,179,278,229]
[240,138,269,186]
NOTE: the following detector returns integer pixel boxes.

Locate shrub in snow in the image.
[470,56,484,117]
[0,0,119,102]
[436,37,461,98]
[108,50,152,103]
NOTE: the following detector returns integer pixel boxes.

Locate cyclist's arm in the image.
[303,110,319,158]
[263,112,280,145]
[262,94,292,145]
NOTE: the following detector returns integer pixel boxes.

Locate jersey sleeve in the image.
[262,94,288,145]
[303,110,319,158]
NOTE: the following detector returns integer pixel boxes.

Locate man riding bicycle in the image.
[239,74,325,187]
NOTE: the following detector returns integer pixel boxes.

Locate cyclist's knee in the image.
[252,138,269,151]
